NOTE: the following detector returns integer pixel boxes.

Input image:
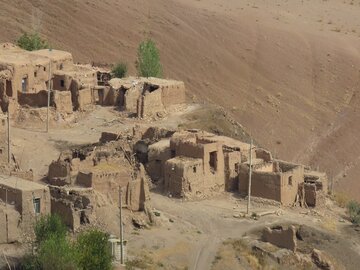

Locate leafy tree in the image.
[34,214,67,244]
[75,230,112,270]
[136,39,162,78]
[347,200,360,225]
[38,236,78,270]
[17,32,49,51]
[112,62,128,78]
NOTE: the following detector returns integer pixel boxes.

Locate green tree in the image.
[136,39,162,78]
[75,230,112,270]
[38,236,78,270]
[112,62,128,78]
[17,32,49,51]
[34,214,67,244]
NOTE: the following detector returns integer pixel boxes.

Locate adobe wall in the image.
[51,199,80,231]
[202,142,225,185]
[0,207,20,244]
[255,148,273,162]
[280,165,304,206]
[78,88,92,110]
[304,184,317,207]
[160,82,186,108]
[53,74,72,91]
[124,87,141,113]
[17,90,48,107]
[98,87,120,106]
[147,140,171,181]
[238,165,282,202]
[53,90,73,113]
[21,188,51,229]
[126,165,150,211]
[262,225,297,252]
[170,139,204,160]
[224,150,241,191]
[48,160,71,186]
[137,90,164,118]
[0,116,8,164]
[76,171,93,188]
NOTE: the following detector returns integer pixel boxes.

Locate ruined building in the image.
[47,132,150,230]
[0,43,98,115]
[109,77,186,118]
[0,111,8,164]
[145,129,328,206]
[0,175,50,243]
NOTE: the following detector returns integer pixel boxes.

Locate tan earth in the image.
[1,0,360,200]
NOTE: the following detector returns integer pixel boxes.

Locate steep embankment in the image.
[1,0,360,198]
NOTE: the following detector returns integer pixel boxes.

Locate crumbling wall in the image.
[304,184,317,207]
[76,171,93,188]
[17,90,48,107]
[48,160,71,186]
[51,199,80,231]
[98,87,120,106]
[78,88,92,110]
[255,148,273,162]
[224,150,241,191]
[53,90,73,113]
[160,82,186,108]
[262,225,297,252]
[147,139,171,182]
[124,87,141,113]
[137,90,164,118]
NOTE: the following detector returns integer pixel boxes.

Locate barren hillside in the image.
[1,0,360,199]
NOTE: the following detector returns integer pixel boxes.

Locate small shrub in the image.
[34,214,67,244]
[17,32,49,51]
[136,39,162,78]
[347,200,360,225]
[19,255,42,270]
[112,62,128,78]
[75,230,112,270]
[332,192,350,208]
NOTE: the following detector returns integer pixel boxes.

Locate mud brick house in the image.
[0,175,50,242]
[146,130,249,197]
[47,135,150,229]
[109,77,186,118]
[146,129,328,206]
[0,43,98,114]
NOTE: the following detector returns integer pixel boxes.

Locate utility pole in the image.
[7,111,10,164]
[247,138,253,215]
[46,61,52,133]
[119,187,125,265]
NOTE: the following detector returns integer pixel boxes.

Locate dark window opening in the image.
[288,176,293,186]
[156,159,161,164]
[5,80,12,97]
[193,166,197,173]
[0,148,3,155]
[209,151,218,172]
[22,77,28,93]
[44,67,46,72]
[34,71,37,78]
[33,198,41,214]
[59,64,64,70]
[171,150,176,158]
[60,80,65,88]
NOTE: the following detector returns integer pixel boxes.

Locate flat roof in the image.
[0,175,48,191]
[30,49,73,61]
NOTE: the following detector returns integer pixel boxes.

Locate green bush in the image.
[112,62,128,78]
[34,214,67,244]
[19,255,42,270]
[136,39,162,78]
[38,236,78,270]
[75,230,112,270]
[347,200,360,225]
[17,32,49,51]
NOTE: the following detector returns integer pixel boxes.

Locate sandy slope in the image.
[1,0,360,198]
